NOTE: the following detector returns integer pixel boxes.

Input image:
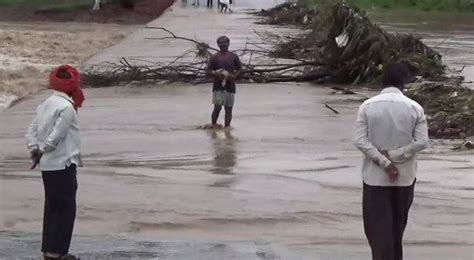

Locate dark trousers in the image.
[207,0,212,6]
[363,181,415,260]
[41,164,78,255]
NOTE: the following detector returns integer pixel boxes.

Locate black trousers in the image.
[41,164,78,255]
[207,0,212,6]
[363,181,415,260]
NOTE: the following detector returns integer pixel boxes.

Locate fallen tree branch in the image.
[82,26,332,86]
[325,104,340,114]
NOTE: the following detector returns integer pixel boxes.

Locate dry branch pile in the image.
[82,26,331,86]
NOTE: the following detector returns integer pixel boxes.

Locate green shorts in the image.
[212,90,235,107]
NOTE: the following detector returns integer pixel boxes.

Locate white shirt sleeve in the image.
[354,103,392,168]
[43,106,75,153]
[388,107,430,163]
[26,106,41,151]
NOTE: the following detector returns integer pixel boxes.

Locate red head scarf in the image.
[49,65,85,110]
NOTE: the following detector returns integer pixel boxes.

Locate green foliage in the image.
[0,0,136,12]
[301,0,474,12]
[0,0,135,8]
[0,0,93,6]
[270,1,445,84]
[117,0,135,8]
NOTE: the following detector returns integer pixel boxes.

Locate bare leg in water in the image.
[212,105,222,127]
[224,106,233,127]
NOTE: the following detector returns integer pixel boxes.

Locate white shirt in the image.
[26,91,82,171]
[354,87,429,186]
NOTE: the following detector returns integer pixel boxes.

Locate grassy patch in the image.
[0,0,125,12]
[36,2,92,13]
[0,0,90,5]
[302,0,474,12]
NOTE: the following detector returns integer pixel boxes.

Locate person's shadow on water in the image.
[208,129,238,187]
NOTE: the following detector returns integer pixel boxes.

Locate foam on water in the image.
[0,93,19,112]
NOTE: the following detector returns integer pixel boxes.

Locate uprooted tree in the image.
[259,1,446,84]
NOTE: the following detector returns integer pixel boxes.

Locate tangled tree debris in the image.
[255,2,314,26]
[82,26,330,86]
[259,1,444,84]
[406,82,473,139]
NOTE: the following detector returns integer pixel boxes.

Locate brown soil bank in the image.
[0,0,174,24]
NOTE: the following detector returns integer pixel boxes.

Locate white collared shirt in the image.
[354,87,429,186]
[26,91,82,171]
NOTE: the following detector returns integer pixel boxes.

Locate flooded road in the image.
[1,1,474,259]
[1,83,473,259]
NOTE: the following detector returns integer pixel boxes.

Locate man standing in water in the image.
[354,63,429,260]
[207,35,242,128]
[26,65,84,260]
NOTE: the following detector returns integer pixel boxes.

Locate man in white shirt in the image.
[354,63,429,260]
[26,65,84,260]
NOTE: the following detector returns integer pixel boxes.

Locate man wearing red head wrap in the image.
[26,65,83,260]
[49,65,85,110]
